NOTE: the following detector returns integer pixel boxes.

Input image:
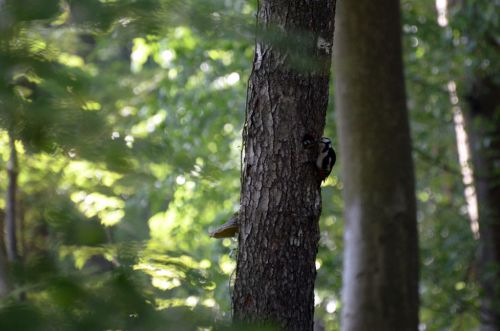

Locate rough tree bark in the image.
[334,0,419,330]
[232,1,336,330]
[464,76,500,331]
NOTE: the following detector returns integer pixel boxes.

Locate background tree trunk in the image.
[5,133,19,263]
[333,0,419,330]
[464,76,500,331]
[0,208,9,297]
[232,1,336,330]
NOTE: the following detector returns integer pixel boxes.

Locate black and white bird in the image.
[316,137,336,181]
[302,134,336,181]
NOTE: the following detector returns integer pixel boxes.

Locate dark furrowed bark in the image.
[465,76,500,331]
[232,1,336,330]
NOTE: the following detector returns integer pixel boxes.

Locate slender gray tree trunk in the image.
[5,132,19,263]
[464,76,500,331]
[232,1,336,330]
[334,0,419,330]
[0,250,8,297]
[0,209,9,297]
[0,0,11,298]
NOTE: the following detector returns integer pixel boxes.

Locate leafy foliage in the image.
[0,0,495,330]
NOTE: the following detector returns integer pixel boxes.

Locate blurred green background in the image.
[0,0,497,330]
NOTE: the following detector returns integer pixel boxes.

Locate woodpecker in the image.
[303,134,336,181]
[317,137,336,181]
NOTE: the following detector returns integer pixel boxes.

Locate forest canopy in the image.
[0,0,498,330]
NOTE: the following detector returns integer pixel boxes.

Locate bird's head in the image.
[319,137,331,147]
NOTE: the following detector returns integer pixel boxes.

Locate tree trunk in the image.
[0,246,8,297]
[232,1,336,330]
[464,76,500,331]
[5,132,19,263]
[333,0,419,330]
[0,208,9,297]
